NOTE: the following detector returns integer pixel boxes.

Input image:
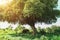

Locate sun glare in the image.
[0,0,13,6]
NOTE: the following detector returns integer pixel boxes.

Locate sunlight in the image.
[0,0,13,6]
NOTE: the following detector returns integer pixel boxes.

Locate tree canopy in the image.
[23,0,58,24]
[0,0,58,24]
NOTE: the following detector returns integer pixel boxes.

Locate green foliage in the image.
[36,25,60,34]
[45,27,54,33]
[0,25,60,40]
[37,27,41,32]
[23,0,45,17]
[23,0,58,24]
[0,33,60,40]
[52,26,60,34]
[14,25,25,34]
[40,35,48,40]
[0,0,58,24]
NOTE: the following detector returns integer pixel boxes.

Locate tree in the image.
[0,0,58,34]
[23,0,58,34]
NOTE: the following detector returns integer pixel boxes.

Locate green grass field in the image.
[0,33,60,40]
[0,25,60,40]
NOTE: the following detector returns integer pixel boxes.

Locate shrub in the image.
[40,35,49,40]
[40,29,46,35]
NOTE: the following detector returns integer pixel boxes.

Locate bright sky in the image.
[57,0,60,9]
[0,0,60,29]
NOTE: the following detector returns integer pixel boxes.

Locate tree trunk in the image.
[30,24,37,35]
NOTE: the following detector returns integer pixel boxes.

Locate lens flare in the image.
[0,0,13,6]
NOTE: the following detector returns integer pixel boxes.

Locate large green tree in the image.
[23,0,58,34]
[0,0,58,34]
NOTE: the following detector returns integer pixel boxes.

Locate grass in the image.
[0,33,60,40]
[0,25,60,40]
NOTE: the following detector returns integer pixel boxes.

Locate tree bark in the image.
[30,24,37,35]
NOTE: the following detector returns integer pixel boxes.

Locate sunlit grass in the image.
[0,25,60,40]
[0,34,60,40]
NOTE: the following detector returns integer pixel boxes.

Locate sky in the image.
[57,0,60,9]
[0,0,60,29]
